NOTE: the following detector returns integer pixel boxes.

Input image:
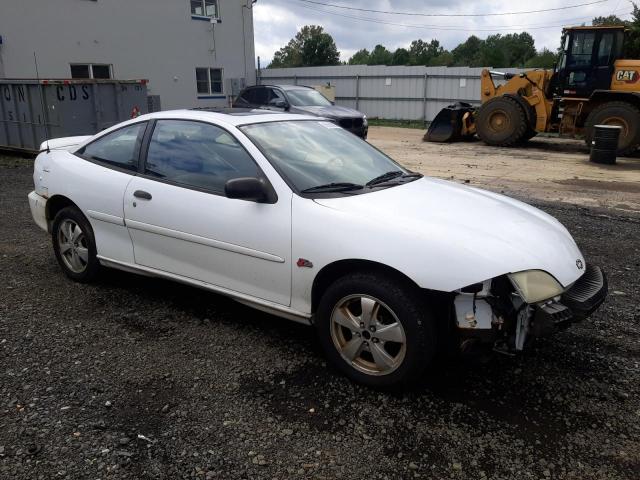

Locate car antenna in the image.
[34,52,50,154]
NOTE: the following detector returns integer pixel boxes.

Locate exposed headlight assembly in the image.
[362,115,368,126]
[508,270,564,304]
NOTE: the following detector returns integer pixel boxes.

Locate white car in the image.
[28,109,607,388]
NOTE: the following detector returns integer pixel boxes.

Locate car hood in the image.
[293,105,364,119]
[312,177,585,289]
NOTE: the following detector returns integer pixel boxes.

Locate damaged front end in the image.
[453,265,608,354]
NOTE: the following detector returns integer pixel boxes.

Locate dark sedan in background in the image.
[233,84,368,138]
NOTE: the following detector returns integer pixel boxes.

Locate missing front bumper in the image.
[455,265,608,353]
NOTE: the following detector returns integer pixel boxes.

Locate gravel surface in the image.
[1,154,639,479]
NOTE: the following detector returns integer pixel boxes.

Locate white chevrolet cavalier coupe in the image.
[28,109,607,387]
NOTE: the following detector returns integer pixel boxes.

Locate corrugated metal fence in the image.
[258,65,524,122]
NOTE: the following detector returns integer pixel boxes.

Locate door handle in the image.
[133,190,152,200]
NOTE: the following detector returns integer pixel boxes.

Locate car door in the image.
[72,121,148,264]
[123,119,292,306]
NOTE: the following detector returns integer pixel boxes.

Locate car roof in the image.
[131,109,321,127]
[251,84,312,91]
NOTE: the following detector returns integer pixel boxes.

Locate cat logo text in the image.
[615,70,638,83]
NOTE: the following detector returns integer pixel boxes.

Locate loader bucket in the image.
[424,102,476,142]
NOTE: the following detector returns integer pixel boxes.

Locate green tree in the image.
[479,33,536,67]
[268,25,340,68]
[592,15,627,26]
[524,48,558,68]
[622,3,640,58]
[452,35,484,66]
[408,39,429,65]
[480,34,507,67]
[348,48,370,65]
[391,47,410,65]
[428,51,454,66]
[408,39,445,65]
[368,44,393,65]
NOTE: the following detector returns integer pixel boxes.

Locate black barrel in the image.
[590,125,621,165]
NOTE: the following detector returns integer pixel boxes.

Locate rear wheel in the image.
[584,101,640,156]
[476,96,528,147]
[316,272,436,388]
[52,206,100,282]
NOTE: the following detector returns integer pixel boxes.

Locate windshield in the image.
[240,121,408,192]
[286,89,332,107]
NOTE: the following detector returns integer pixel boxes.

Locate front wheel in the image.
[52,206,100,282]
[476,96,528,147]
[316,272,436,388]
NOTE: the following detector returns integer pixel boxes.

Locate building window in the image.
[191,0,218,18]
[91,64,112,79]
[195,68,223,96]
[70,64,112,79]
[70,64,91,79]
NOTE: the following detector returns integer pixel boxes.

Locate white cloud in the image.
[253,0,632,64]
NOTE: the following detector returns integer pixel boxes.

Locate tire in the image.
[316,272,436,389]
[476,96,528,147]
[518,100,538,143]
[522,128,538,142]
[52,206,100,282]
[584,101,640,156]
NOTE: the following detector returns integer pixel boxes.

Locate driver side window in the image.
[144,120,259,193]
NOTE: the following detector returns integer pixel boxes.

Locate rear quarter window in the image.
[77,122,147,172]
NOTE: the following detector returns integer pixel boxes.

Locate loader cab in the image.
[555,26,625,98]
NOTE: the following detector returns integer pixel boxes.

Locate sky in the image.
[251,0,634,65]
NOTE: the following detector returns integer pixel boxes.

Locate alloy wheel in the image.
[57,219,89,273]
[330,294,407,376]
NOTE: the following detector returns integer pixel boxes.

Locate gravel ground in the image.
[368,127,640,212]
[1,153,639,479]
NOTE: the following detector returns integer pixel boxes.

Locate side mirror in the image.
[274,99,288,109]
[224,177,273,203]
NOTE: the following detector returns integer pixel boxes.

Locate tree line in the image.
[267,5,640,69]
[347,34,557,69]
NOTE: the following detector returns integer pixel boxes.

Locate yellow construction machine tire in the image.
[584,101,640,156]
[476,96,528,147]
[522,128,538,141]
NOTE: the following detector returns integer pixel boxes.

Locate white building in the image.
[0,0,257,110]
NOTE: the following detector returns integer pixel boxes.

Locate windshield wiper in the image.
[366,171,403,186]
[301,182,364,193]
[366,171,424,187]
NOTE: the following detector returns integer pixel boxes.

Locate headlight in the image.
[508,270,564,304]
[362,115,368,126]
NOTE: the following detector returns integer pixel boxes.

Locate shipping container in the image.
[0,79,148,152]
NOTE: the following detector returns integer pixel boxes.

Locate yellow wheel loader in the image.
[425,26,640,155]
